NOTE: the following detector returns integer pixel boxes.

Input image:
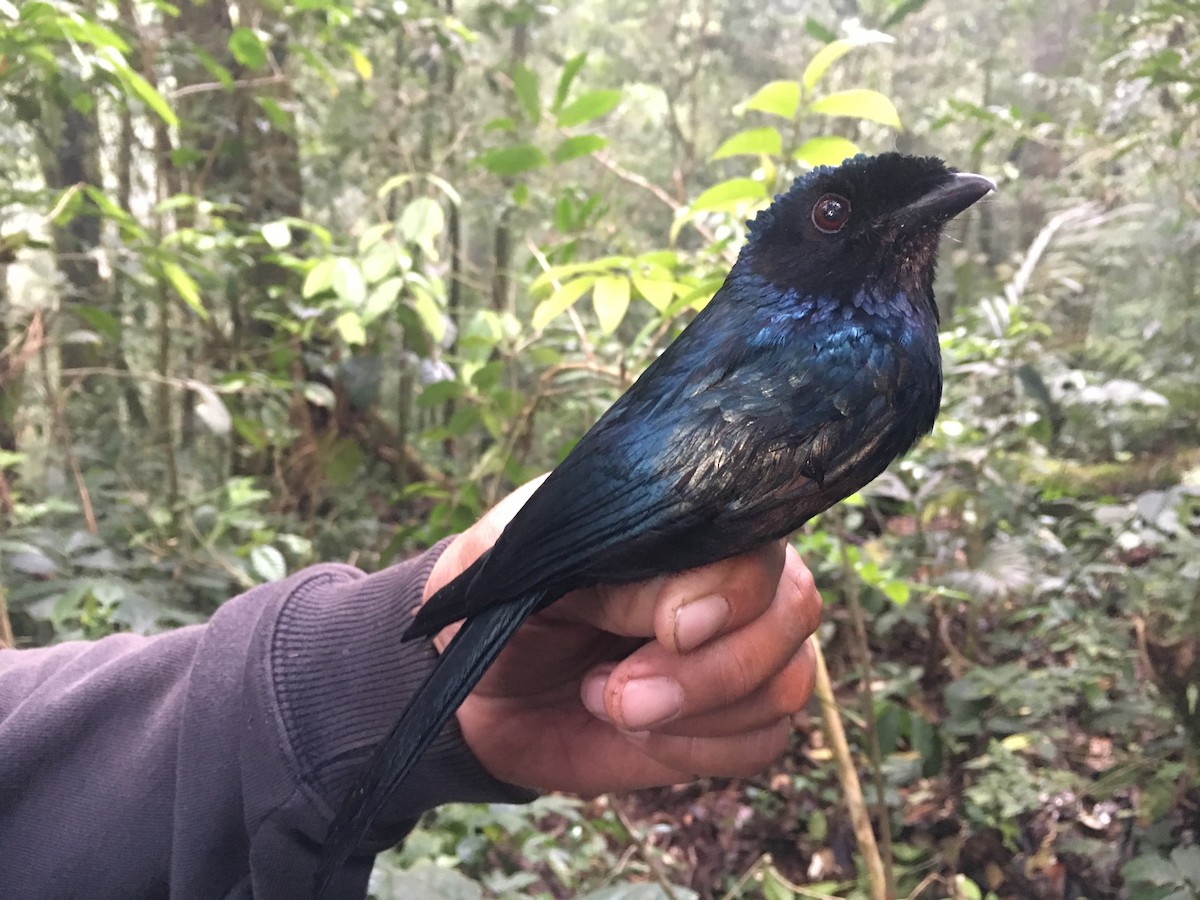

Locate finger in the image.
[653,540,787,654]
[625,718,795,781]
[584,548,821,730]
[636,638,817,738]
[554,539,788,644]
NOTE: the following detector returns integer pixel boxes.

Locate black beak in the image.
[893,172,995,228]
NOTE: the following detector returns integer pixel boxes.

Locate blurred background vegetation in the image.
[2,0,1199,897]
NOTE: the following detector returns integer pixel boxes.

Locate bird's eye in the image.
[812,193,851,233]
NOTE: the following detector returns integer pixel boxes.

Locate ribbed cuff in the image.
[271,540,535,847]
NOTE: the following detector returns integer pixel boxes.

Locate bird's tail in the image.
[313,590,546,897]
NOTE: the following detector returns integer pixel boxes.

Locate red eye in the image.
[812,193,851,233]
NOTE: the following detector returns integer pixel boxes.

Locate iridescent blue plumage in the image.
[314,153,994,895]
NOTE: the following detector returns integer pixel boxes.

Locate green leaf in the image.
[882,0,933,29]
[552,134,608,163]
[399,197,445,255]
[362,243,396,283]
[114,62,178,127]
[332,258,366,307]
[556,89,621,127]
[631,274,674,313]
[794,135,861,168]
[347,44,373,80]
[249,546,286,583]
[73,305,122,341]
[532,277,595,330]
[363,276,404,325]
[712,127,783,160]
[512,64,541,123]
[193,48,234,90]
[592,276,630,334]
[228,27,267,70]
[810,89,902,129]
[553,53,588,112]
[161,261,207,319]
[410,284,446,344]
[303,258,336,298]
[741,80,801,119]
[479,145,548,176]
[261,220,291,249]
[802,30,894,92]
[335,311,366,345]
[690,177,767,212]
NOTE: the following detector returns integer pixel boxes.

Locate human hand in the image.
[422,477,823,796]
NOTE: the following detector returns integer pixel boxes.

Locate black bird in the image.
[315,153,993,894]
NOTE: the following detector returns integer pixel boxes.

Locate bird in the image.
[314,152,993,895]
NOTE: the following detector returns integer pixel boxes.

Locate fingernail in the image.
[582,671,612,722]
[674,594,730,653]
[619,677,684,729]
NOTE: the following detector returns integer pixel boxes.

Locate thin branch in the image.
[168,74,288,99]
[39,337,96,534]
[812,640,888,900]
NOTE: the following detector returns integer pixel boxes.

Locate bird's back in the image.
[412,272,941,635]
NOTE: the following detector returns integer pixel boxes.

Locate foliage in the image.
[3,0,1200,898]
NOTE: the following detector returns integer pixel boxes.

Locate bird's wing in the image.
[412,309,925,635]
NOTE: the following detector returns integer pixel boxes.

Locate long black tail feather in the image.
[313,591,546,897]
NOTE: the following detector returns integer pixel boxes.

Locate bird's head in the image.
[746,153,994,312]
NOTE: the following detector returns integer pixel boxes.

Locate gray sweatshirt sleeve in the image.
[0,540,534,899]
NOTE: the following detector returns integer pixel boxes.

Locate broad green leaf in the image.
[113,61,178,127]
[335,311,366,345]
[553,53,588,112]
[250,546,287,583]
[332,258,366,307]
[478,145,548,176]
[690,177,767,212]
[794,135,861,168]
[802,30,894,91]
[304,258,336,298]
[228,28,267,70]
[810,89,902,129]
[552,134,608,163]
[347,44,373,80]
[556,89,621,127]
[73,305,121,340]
[399,197,445,255]
[592,276,630,334]
[529,255,629,295]
[631,274,675,313]
[261,220,291,249]
[161,261,207,319]
[363,277,404,324]
[362,244,396,283]
[712,127,783,160]
[532,276,595,330]
[410,285,446,344]
[512,64,541,123]
[741,80,801,119]
[484,117,517,133]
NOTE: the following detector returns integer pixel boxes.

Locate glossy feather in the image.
[315,153,992,895]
